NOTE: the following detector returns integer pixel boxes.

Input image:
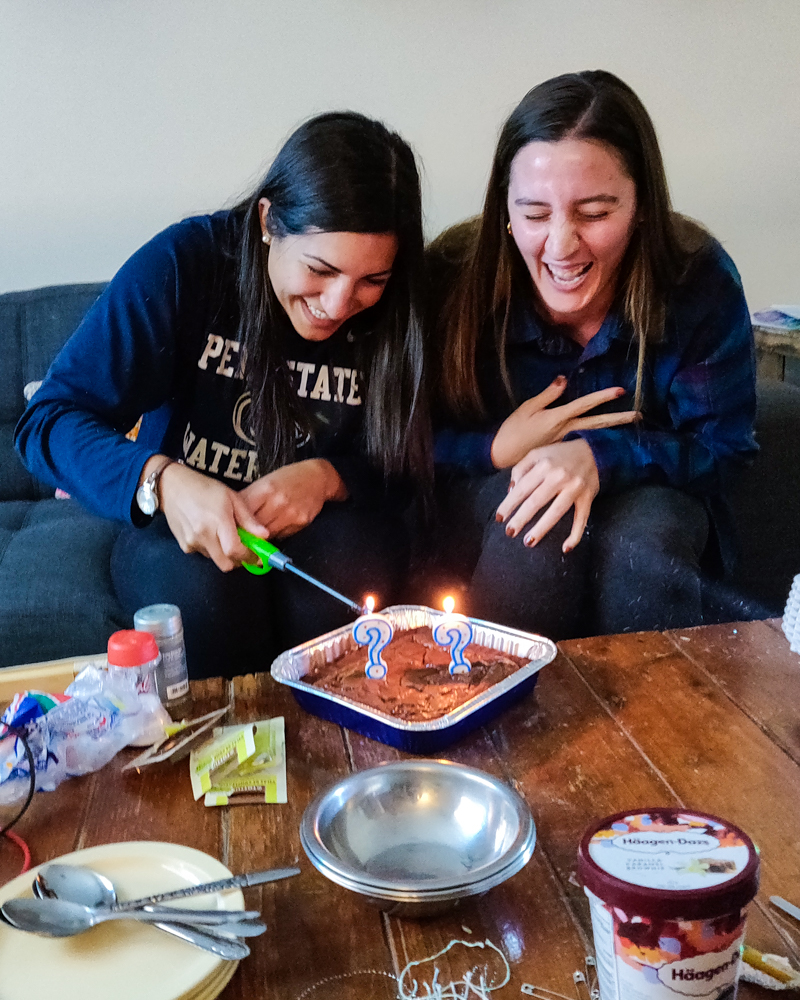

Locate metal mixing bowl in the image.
[300,760,535,913]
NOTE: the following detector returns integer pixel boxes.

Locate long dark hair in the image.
[441,70,707,416]
[236,111,430,482]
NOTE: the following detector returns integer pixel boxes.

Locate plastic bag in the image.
[0,661,170,804]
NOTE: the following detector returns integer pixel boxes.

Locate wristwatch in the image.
[135,458,175,517]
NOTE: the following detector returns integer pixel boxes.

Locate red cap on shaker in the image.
[107,630,159,667]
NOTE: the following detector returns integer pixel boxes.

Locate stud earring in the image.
[506,221,512,235]
[261,232,271,245]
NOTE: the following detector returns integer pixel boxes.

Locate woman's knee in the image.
[592,486,708,566]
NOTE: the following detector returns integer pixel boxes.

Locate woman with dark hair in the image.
[430,70,756,638]
[16,111,430,677]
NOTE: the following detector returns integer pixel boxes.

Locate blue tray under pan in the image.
[270,605,557,753]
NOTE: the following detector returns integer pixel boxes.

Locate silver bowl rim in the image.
[303,832,535,902]
[300,759,536,893]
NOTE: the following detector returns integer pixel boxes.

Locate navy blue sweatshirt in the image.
[15,212,384,524]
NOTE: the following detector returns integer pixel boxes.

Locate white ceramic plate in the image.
[0,841,244,1000]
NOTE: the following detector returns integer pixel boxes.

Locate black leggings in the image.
[111,503,408,679]
[433,472,709,639]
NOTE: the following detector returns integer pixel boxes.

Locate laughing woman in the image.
[16,112,430,677]
[430,71,756,638]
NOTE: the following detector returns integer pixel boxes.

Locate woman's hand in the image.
[240,458,348,540]
[157,460,269,572]
[495,439,600,553]
[491,376,639,469]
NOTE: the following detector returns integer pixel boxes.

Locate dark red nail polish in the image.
[509,480,515,490]
[495,513,503,523]
[505,526,514,538]
[525,536,536,547]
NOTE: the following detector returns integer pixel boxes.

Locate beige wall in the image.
[2,0,799,308]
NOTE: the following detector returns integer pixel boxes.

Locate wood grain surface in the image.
[1,619,799,998]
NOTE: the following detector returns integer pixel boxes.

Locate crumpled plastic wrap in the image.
[0,662,167,804]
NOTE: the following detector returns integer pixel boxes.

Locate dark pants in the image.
[433,472,709,639]
[111,503,408,679]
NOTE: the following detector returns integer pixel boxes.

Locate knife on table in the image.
[111,866,301,912]
[770,895,800,923]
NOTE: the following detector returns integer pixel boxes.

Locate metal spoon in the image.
[1,897,263,938]
[37,861,298,911]
[32,871,253,957]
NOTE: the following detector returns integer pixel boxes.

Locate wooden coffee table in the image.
[2,619,799,998]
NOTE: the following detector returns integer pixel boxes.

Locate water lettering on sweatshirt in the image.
[182,421,259,483]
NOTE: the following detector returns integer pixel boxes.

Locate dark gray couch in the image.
[2,283,799,669]
[1,284,129,667]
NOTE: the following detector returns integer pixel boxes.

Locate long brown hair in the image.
[440,70,706,417]
[236,112,431,483]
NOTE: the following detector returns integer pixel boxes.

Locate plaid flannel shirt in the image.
[434,237,757,572]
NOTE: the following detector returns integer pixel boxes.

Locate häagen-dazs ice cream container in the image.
[577,808,759,1000]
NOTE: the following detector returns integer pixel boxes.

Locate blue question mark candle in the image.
[433,596,473,675]
[353,595,394,680]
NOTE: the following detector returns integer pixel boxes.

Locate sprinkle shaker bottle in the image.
[577,808,759,1000]
[134,603,192,718]
[106,629,168,746]
[107,630,161,695]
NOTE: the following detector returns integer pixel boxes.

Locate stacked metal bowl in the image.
[300,760,536,917]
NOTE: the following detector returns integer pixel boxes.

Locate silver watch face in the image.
[136,481,157,516]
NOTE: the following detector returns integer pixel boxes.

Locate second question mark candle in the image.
[353,595,393,680]
[433,596,473,675]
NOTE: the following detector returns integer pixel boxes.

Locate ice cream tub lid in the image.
[577,807,759,920]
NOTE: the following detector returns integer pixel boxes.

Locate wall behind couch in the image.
[1,0,799,309]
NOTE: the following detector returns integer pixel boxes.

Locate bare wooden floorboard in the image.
[665,619,800,764]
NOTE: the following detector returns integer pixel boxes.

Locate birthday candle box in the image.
[270,605,556,752]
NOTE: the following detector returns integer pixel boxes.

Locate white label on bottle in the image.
[166,679,190,699]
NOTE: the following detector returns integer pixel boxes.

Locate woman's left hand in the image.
[240,459,348,539]
[495,439,600,553]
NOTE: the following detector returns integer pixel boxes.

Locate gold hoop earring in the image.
[506,221,512,236]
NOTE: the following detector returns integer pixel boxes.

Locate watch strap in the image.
[137,457,175,515]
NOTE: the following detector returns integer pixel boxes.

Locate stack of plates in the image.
[0,841,243,1000]
[301,760,536,918]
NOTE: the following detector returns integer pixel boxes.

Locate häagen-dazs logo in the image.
[656,946,741,997]
[613,832,719,855]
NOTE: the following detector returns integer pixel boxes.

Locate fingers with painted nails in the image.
[495,438,600,553]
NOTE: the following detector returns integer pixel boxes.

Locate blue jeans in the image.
[432,472,709,639]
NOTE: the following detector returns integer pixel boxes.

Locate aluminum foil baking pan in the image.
[270,605,557,753]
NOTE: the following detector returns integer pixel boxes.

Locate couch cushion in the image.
[726,379,800,616]
[0,283,106,501]
[0,498,129,667]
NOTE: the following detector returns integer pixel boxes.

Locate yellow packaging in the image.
[203,717,286,806]
[189,722,256,799]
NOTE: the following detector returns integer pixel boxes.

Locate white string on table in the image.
[397,938,511,999]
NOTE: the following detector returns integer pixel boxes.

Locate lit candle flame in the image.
[364,594,376,613]
[442,595,455,615]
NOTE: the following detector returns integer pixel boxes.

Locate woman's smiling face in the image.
[506,138,638,339]
[260,198,397,342]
